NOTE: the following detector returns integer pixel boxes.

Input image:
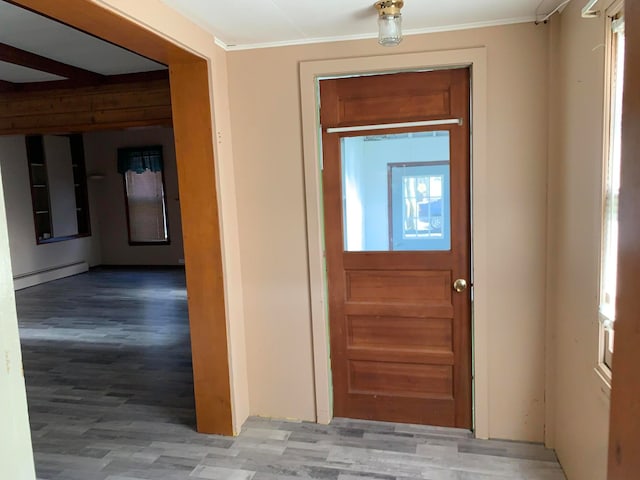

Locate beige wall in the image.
[547,1,615,479]
[227,23,549,441]
[0,156,36,479]
[0,3,615,468]
[0,136,101,288]
[83,127,184,265]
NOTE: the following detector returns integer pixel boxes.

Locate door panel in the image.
[320,69,471,428]
[321,71,457,127]
[346,270,451,303]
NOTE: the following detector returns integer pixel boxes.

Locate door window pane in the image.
[342,131,451,252]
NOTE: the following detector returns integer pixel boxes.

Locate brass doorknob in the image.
[453,279,468,293]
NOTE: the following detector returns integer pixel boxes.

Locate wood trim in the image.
[607,1,640,477]
[0,42,104,82]
[170,59,233,435]
[10,0,233,435]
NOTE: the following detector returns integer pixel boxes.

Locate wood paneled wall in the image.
[0,77,172,135]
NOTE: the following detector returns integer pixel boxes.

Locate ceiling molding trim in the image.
[214,15,537,51]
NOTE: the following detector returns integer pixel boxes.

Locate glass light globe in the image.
[378,14,402,46]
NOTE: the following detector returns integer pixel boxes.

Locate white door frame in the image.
[299,47,489,439]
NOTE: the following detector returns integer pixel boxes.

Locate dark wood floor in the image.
[16,268,566,480]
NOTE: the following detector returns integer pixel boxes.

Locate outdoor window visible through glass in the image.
[401,174,444,240]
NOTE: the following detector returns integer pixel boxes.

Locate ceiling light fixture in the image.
[374,0,404,47]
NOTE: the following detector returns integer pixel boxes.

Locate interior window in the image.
[118,146,169,245]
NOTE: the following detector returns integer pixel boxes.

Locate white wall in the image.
[44,135,79,238]
[83,127,184,266]
[0,136,100,288]
[0,156,36,480]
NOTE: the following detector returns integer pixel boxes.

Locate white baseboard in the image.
[13,262,89,290]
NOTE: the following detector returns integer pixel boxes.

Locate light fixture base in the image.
[374,0,404,17]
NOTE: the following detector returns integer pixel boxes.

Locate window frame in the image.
[120,146,171,247]
[597,0,625,384]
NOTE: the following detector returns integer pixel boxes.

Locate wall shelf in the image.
[26,134,91,244]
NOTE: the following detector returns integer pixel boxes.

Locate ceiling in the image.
[0,0,165,85]
[160,0,569,49]
[0,0,568,85]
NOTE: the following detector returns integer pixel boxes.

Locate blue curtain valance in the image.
[117,146,163,174]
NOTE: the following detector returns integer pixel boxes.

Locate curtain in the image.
[117,146,163,174]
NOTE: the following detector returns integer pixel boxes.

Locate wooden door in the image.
[320,69,471,428]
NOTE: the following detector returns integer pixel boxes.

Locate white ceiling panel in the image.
[161,0,569,48]
[0,1,166,75]
[0,60,65,83]
[159,0,308,46]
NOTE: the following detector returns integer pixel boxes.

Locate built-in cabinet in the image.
[25,135,52,242]
[25,134,91,244]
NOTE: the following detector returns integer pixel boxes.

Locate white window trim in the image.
[595,0,624,395]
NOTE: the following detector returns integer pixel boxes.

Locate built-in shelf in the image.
[26,134,91,244]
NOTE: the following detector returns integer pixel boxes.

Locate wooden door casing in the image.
[320,69,472,428]
[608,1,640,477]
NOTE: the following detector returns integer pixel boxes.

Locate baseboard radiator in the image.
[13,261,89,291]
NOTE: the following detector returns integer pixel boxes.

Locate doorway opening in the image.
[299,48,489,436]
[1,0,233,436]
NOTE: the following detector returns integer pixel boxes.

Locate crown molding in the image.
[214,15,537,51]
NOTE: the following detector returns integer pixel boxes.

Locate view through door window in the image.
[342,131,451,252]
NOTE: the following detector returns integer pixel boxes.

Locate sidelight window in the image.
[598,7,624,373]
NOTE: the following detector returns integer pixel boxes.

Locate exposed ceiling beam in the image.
[0,79,15,91]
[0,74,172,135]
[0,42,104,82]
[3,69,168,93]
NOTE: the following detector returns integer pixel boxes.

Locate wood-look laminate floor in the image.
[16,268,566,480]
